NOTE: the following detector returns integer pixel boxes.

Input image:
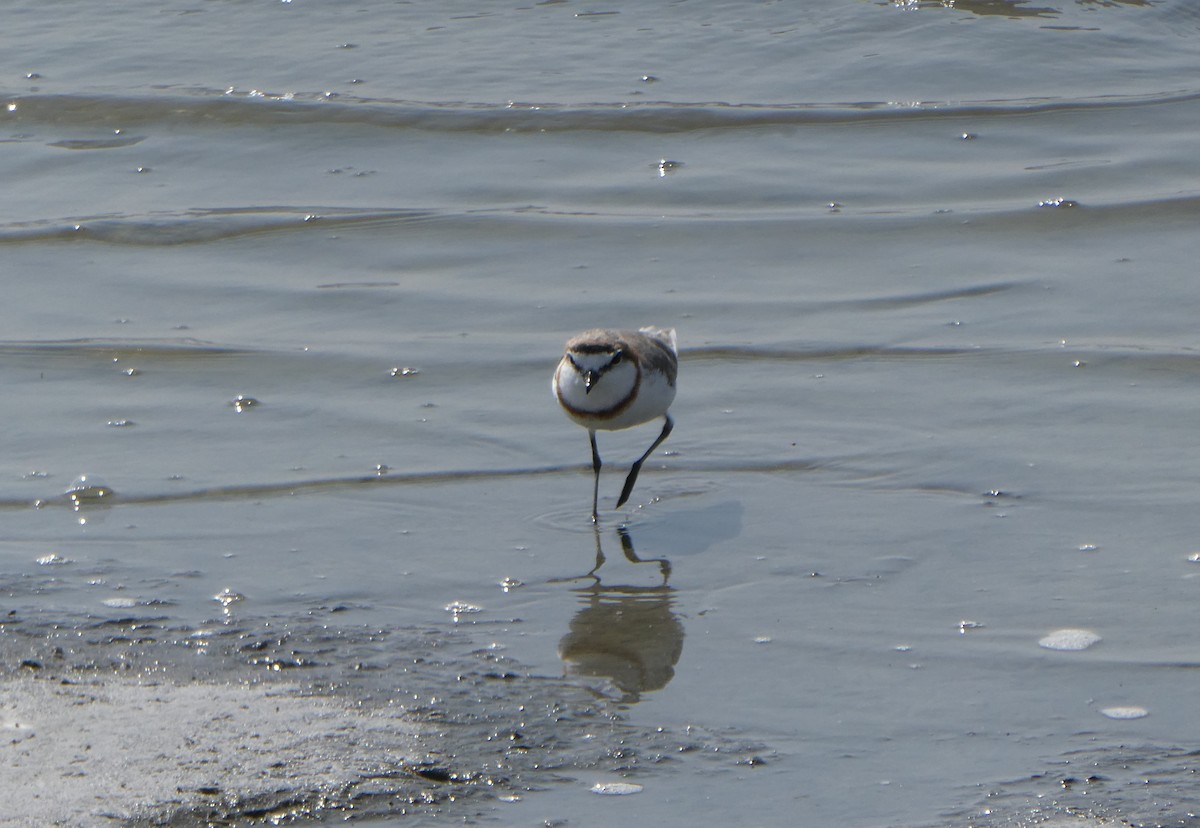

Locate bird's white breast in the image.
[618,365,675,428]
[553,355,674,431]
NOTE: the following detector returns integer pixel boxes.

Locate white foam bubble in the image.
[1038,628,1101,651]
[1100,705,1148,720]
[102,597,138,609]
[591,781,644,796]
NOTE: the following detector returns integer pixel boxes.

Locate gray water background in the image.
[4,1,1200,825]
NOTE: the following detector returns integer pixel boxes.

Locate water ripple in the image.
[6,88,1200,134]
[0,459,824,513]
[5,189,1197,246]
[0,206,441,246]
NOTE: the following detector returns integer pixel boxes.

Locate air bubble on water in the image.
[36,553,72,566]
[1038,628,1101,651]
[390,367,420,378]
[958,619,984,634]
[499,577,524,592]
[213,588,245,615]
[1186,552,1200,563]
[1078,543,1099,552]
[65,475,114,508]
[231,394,259,412]
[445,600,483,621]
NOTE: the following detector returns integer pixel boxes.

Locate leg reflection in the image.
[615,525,671,585]
[556,527,683,702]
[549,524,671,586]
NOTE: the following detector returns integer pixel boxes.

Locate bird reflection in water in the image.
[556,526,684,703]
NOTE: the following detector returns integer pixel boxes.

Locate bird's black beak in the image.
[584,370,598,393]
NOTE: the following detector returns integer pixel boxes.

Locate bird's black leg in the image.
[616,414,673,509]
[589,430,601,523]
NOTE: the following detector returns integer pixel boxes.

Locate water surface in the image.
[3,1,1200,825]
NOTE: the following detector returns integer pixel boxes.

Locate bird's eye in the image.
[611,350,623,365]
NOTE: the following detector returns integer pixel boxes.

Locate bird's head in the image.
[570,346,624,394]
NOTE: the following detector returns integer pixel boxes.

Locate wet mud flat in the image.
[2,671,419,826]
[1,612,441,826]
[0,608,752,827]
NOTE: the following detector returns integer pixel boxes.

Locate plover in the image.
[553,327,677,521]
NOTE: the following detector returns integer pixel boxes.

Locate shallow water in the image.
[4,1,1200,826]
